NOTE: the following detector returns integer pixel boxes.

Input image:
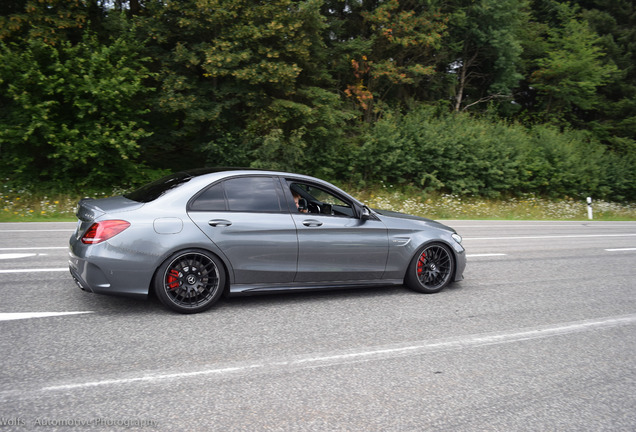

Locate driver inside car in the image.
[292,190,308,213]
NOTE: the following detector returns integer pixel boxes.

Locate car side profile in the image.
[69,169,466,313]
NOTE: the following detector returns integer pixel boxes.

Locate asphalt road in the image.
[0,220,635,431]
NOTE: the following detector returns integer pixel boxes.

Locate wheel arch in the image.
[403,240,457,293]
[148,244,233,298]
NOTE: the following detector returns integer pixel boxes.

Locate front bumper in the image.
[454,248,467,282]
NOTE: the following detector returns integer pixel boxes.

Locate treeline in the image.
[0,0,634,200]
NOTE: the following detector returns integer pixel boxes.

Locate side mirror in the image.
[360,206,371,221]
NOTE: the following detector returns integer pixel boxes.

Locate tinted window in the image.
[296,184,349,208]
[190,183,226,211]
[225,177,283,212]
[291,182,354,217]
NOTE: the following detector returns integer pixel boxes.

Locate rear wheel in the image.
[154,249,225,314]
[405,243,454,294]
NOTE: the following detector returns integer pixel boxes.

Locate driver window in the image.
[290,183,354,217]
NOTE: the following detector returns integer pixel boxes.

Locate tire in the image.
[405,243,455,294]
[154,249,225,314]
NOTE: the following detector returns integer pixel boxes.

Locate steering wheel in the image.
[307,202,321,214]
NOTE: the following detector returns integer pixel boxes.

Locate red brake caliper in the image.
[167,269,181,290]
[417,253,426,276]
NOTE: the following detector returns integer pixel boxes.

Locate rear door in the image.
[187,176,298,284]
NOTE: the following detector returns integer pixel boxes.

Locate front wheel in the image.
[405,243,455,294]
[154,249,225,314]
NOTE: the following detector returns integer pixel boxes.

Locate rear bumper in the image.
[69,266,91,293]
[68,244,152,299]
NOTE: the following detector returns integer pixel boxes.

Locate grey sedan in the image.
[69,169,466,313]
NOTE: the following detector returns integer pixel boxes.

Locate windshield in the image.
[124,172,193,203]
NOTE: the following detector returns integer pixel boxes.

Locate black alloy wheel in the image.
[405,243,454,294]
[154,250,225,314]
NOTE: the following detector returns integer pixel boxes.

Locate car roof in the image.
[126,167,359,206]
[182,167,298,177]
[183,168,361,204]
[182,167,322,184]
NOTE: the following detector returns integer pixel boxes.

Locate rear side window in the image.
[225,177,283,212]
[190,177,283,212]
[190,183,226,211]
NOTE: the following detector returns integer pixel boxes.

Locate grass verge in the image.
[1,187,635,222]
[358,191,636,221]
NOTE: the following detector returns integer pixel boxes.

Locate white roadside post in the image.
[587,197,593,220]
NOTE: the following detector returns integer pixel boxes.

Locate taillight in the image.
[81,220,131,244]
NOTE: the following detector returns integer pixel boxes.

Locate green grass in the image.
[2,186,635,222]
[1,194,77,222]
[354,188,636,221]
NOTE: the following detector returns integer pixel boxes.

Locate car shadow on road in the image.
[71,281,466,315]
[225,284,407,306]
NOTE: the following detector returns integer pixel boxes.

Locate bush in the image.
[0,33,153,191]
[353,105,634,201]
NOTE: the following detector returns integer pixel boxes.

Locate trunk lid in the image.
[76,196,144,222]
[73,196,144,241]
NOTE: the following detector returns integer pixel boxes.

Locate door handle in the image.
[208,219,232,227]
[302,219,323,227]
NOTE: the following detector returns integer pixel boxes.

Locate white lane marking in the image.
[0,312,93,321]
[450,223,636,228]
[0,229,74,232]
[0,247,67,251]
[464,233,636,240]
[0,253,37,260]
[605,248,636,252]
[41,314,636,392]
[466,253,507,258]
[0,268,67,274]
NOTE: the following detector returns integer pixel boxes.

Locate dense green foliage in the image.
[1,0,634,200]
[357,107,634,200]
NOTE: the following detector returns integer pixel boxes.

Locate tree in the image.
[576,0,636,149]
[0,31,153,189]
[0,0,98,46]
[362,0,448,111]
[322,0,448,120]
[138,0,350,176]
[441,0,529,112]
[529,4,618,121]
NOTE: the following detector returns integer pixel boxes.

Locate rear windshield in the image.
[124,172,193,203]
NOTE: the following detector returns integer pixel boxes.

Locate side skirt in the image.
[228,279,404,296]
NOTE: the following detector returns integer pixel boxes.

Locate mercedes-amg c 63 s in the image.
[69,169,466,313]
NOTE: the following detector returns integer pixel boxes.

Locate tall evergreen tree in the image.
[137,0,350,176]
[0,0,105,45]
[528,2,618,123]
[439,0,530,112]
[321,0,448,120]
[576,0,636,150]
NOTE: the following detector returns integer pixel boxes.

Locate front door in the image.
[288,181,389,282]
